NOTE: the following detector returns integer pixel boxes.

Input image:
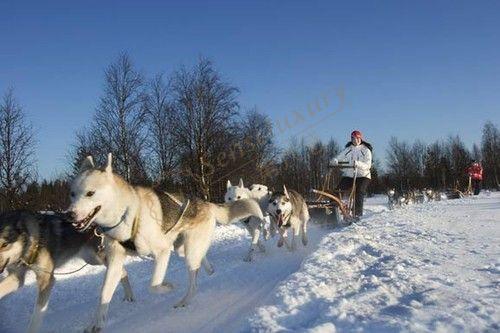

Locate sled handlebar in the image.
[328,164,355,169]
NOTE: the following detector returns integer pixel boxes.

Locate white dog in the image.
[68,154,264,332]
[224,179,270,261]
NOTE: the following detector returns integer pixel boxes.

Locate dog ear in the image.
[79,156,95,173]
[238,178,244,188]
[227,180,232,189]
[105,153,113,174]
[283,185,290,198]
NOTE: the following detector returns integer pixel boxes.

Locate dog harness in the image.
[20,240,40,266]
[117,213,140,252]
[108,193,190,253]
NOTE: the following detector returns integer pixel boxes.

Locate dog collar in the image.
[99,207,131,233]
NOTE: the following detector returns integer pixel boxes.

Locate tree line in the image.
[1,54,499,212]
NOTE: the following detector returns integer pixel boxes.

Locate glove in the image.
[329,158,338,167]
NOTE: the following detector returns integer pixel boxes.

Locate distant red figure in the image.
[467,160,483,195]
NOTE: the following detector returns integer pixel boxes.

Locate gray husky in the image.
[267,185,310,251]
[0,210,134,333]
[67,153,264,332]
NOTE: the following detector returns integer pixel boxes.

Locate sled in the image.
[307,162,357,224]
[465,176,473,196]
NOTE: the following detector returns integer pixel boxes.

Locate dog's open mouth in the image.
[72,206,101,232]
[273,213,285,227]
[0,258,9,274]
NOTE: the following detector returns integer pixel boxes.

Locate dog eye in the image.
[0,243,7,249]
[237,196,241,199]
[228,197,232,201]
[258,187,261,191]
[273,202,277,206]
[86,191,95,197]
[70,192,75,197]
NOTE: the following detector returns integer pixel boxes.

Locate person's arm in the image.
[354,147,372,172]
[330,147,350,166]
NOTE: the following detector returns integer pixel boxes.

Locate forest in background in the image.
[1,54,499,212]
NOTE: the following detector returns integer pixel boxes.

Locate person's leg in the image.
[354,178,371,217]
[337,177,354,197]
[474,180,481,195]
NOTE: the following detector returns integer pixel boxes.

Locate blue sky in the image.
[1,0,499,179]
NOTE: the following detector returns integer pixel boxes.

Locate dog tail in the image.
[212,199,264,225]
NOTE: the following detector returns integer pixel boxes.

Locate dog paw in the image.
[150,282,174,294]
[263,229,270,241]
[302,238,308,246]
[123,295,135,302]
[277,239,284,247]
[173,300,188,308]
[243,255,253,262]
[205,267,215,276]
[84,325,102,333]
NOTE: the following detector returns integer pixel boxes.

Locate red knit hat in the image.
[351,130,362,139]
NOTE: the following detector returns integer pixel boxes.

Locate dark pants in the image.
[472,179,481,195]
[337,177,371,217]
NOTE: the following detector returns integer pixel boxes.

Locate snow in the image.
[1,193,499,332]
[250,193,500,333]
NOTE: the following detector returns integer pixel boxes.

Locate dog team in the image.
[0,153,310,333]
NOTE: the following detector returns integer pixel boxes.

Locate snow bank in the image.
[249,193,500,332]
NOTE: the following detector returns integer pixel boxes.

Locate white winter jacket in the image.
[334,143,372,179]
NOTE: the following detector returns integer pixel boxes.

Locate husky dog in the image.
[387,188,399,210]
[424,189,435,202]
[248,183,276,238]
[0,210,134,333]
[67,154,264,332]
[267,185,309,251]
[224,179,267,261]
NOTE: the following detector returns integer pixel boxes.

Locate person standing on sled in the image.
[467,160,483,195]
[329,130,372,219]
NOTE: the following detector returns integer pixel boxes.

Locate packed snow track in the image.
[1,193,499,332]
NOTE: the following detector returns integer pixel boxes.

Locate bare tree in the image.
[446,135,471,189]
[170,58,239,199]
[68,127,100,176]
[276,138,310,193]
[471,143,481,162]
[386,137,414,191]
[308,141,327,191]
[424,141,446,189]
[235,108,279,184]
[0,89,36,210]
[481,121,500,188]
[93,53,147,182]
[411,140,427,188]
[144,74,178,188]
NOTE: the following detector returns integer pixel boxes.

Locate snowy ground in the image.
[1,193,499,332]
